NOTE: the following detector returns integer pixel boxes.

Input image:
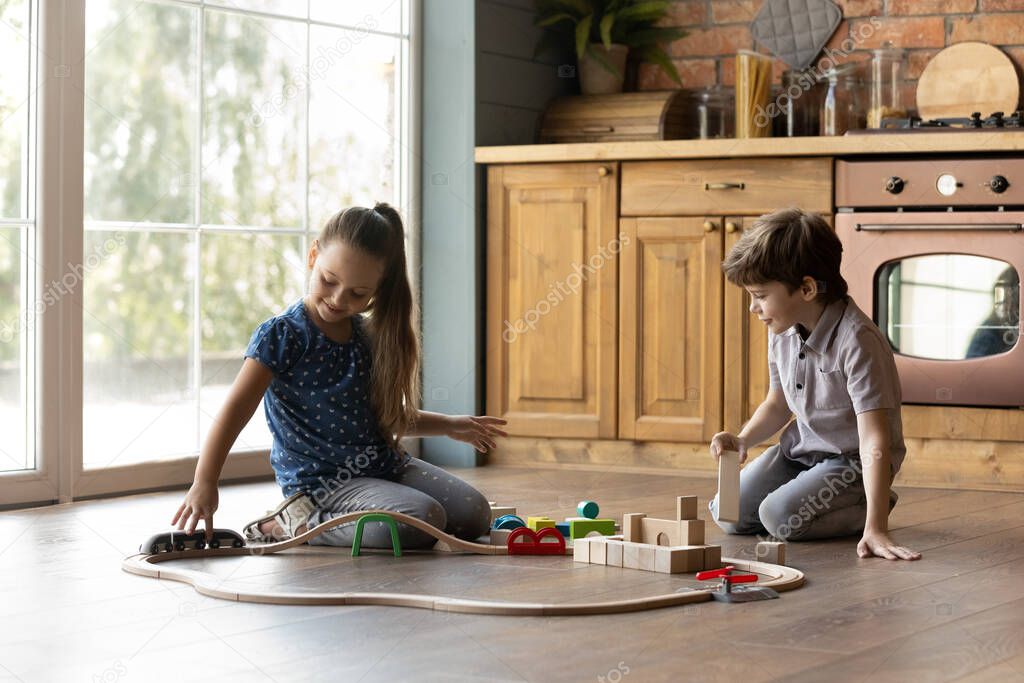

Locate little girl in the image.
[172,203,507,549]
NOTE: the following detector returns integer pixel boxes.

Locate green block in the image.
[569,518,616,540]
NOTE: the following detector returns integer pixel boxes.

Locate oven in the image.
[835,157,1024,407]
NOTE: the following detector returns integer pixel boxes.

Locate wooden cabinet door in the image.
[486,163,619,439]
[723,217,769,432]
[619,216,723,442]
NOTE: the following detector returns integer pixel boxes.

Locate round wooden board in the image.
[916,42,1020,120]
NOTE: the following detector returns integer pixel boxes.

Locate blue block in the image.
[577,500,600,519]
[493,514,526,530]
[555,522,570,537]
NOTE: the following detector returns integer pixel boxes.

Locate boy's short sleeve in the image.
[245,318,303,375]
[841,327,900,414]
[768,333,782,389]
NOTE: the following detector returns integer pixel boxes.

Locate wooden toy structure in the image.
[574,496,723,574]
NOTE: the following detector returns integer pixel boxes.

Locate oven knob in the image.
[884,176,905,194]
[988,175,1010,194]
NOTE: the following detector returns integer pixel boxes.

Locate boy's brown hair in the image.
[722,207,848,303]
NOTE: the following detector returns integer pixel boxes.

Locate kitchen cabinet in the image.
[485,162,618,439]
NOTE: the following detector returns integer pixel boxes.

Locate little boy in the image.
[709,207,920,561]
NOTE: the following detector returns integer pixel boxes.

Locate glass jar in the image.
[690,85,734,139]
[735,49,774,137]
[868,42,907,128]
[780,68,825,136]
[820,63,865,136]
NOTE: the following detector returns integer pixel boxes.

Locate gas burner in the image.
[865,110,1024,132]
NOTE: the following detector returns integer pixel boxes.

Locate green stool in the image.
[351,513,403,558]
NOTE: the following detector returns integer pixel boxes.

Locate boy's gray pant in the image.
[304,457,492,550]
[709,444,898,541]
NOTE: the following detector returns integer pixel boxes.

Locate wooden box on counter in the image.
[539,91,689,143]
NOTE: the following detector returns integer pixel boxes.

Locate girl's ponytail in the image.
[317,204,420,445]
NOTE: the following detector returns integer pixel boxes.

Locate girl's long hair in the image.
[317,203,419,445]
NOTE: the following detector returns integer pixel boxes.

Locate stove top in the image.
[847,110,1024,134]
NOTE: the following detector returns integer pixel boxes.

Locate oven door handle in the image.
[855,223,1024,232]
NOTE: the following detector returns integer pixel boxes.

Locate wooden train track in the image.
[122,509,804,615]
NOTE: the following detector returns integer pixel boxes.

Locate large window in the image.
[0,0,36,475]
[0,0,414,501]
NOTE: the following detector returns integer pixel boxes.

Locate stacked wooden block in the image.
[572,496,723,575]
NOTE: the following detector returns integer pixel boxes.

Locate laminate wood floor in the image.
[2,465,1023,683]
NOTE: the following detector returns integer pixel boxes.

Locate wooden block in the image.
[622,541,641,569]
[605,540,624,567]
[718,450,741,524]
[756,541,786,566]
[623,513,646,542]
[590,538,608,565]
[641,517,679,546]
[637,544,656,572]
[703,544,722,571]
[527,516,556,531]
[488,528,513,546]
[572,537,591,563]
[489,505,517,522]
[569,519,616,539]
[654,545,704,574]
[676,495,698,521]
[680,519,705,545]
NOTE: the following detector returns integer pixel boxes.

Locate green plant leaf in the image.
[617,2,672,22]
[575,13,593,60]
[536,12,576,27]
[599,12,615,49]
[639,44,681,85]
[585,42,623,78]
[623,26,687,47]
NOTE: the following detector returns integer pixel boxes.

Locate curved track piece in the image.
[123,510,804,615]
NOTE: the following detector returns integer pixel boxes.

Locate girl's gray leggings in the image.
[304,456,492,550]
[709,445,898,541]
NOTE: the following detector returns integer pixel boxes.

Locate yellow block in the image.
[527,516,556,531]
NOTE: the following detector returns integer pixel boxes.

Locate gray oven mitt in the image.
[750,0,843,70]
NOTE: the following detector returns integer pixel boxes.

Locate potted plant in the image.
[534,0,688,95]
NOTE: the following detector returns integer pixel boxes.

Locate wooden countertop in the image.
[475,132,1024,164]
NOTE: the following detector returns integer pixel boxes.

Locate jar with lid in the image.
[780,68,825,136]
[686,85,734,139]
[868,42,907,128]
[820,63,865,135]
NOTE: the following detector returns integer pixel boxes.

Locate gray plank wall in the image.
[420,0,572,467]
[476,0,575,146]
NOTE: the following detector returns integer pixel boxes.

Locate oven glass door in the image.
[836,211,1024,407]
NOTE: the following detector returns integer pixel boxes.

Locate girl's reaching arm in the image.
[408,410,509,453]
[172,358,273,538]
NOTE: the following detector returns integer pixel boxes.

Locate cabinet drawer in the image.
[621,158,832,216]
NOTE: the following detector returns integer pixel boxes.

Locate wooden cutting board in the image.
[916,42,1020,119]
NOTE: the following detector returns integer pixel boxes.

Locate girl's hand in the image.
[710,431,748,463]
[857,529,921,561]
[171,479,220,540]
[447,415,509,453]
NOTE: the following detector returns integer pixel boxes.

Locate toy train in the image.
[140,528,246,554]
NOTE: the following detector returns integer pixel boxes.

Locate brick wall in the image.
[637,0,1024,114]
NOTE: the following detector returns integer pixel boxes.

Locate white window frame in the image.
[0,0,421,507]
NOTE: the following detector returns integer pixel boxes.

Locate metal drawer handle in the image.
[855,223,1023,233]
[705,182,746,191]
[582,126,615,133]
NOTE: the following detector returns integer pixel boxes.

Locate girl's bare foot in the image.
[258,519,307,539]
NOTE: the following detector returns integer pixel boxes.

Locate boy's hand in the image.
[447,415,509,453]
[172,480,219,541]
[857,529,921,561]
[710,432,748,463]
